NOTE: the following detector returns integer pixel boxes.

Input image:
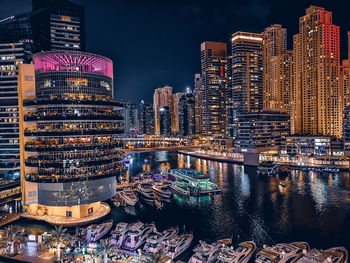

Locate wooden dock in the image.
[0,214,21,227]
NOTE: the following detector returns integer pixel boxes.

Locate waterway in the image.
[14,150,350,260]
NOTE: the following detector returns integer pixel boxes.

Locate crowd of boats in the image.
[111,168,222,208]
[76,220,348,262]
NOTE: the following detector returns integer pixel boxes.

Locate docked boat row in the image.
[109,221,193,259]
[187,240,348,263]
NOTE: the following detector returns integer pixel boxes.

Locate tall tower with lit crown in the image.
[292,6,342,137]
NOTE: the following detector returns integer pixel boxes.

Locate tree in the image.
[99,238,113,263]
[141,253,170,263]
[1,225,26,255]
[45,226,71,261]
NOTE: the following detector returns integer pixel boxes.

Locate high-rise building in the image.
[123,102,138,135]
[262,25,291,112]
[0,0,85,180]
[32,0,85,51]
[139,100,154,135]
[292,6,342,137]
[194,73,202,134]
[200,41,227,136]
[18,51,123,223]
[153,85,174,134]
[177,89,196,137]
[0,14,34,178]
[228,32,263,138]
[173,92,186,133]
[341,60,349,109]
[159,106,171,135]
[344,106,350,156]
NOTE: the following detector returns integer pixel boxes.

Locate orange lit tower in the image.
[292,6,342,137]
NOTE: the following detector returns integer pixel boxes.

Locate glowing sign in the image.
[67,78,88,88]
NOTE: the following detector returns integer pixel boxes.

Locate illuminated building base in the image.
[22,202,110,226]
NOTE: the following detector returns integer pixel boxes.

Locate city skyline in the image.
[1,0,349,102]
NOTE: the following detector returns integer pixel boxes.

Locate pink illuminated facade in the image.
[33,51,113,79]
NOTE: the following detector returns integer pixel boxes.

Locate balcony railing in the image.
[24,127,124,136]
[23,98,123,108]
[25,141,124,152]
[24,113,123,121]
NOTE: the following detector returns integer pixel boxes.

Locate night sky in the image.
[0,0,349,103]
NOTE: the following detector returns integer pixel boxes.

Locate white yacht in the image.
[89,221,113,242]
[152,183,172,199]
[163,233,193,259]
[170,181,191,196]
[142,227,178,254]
[110,222,128,247]
[136,183,156,203]
[188,240,222,263]
[255,242,309,263]
[257,161,279,176]
[121,222,155,251]
[119,189,138,206]
[217,241,256,263]
[295,247,348,263]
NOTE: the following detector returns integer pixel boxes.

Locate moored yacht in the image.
[153,182,172,199]
[110,222,128,247]
[163,233,193,259]
[142,227,178,254]
[295,247,348,263]
[216,241,256,263]
[257,161,278,176]
[119,189,138,206]
[136,182,156,203]
[188,240,222,263]
[170,181,191,196]
[88,220,113,242]
[121,222,155,251]
[255,242,309,263]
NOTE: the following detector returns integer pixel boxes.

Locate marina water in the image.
[14,150,350,260]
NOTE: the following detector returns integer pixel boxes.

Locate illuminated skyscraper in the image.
[123,102,138,135]
[228,32,263,138]
[341,60,349,109]
[262,25,291,112]
[159,106,171,135]
[200,41,227,136]
[292,6,342,137]
[173,92,186,133]
[139,101,154,135]
[153,85,174,134]
[194,73,202,134]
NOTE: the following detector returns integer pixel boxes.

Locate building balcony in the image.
[25,155,123,168]
[24,113,123,121]
[24,127,124,136]
[25,141,124,152]
[25,167,125,183]
[23,98,123,108]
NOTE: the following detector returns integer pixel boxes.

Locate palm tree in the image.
[1,225,26,255]
[140,253,170,263]
[45,226,71,261]
[99,238,113,263]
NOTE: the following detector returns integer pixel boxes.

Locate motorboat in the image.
[188,240,222,263]
[169,169,221,196]
[257,161,279,176]
[142,227,178,254]
[85,220,113,243]
[121,222,155,251]
[118,189,139,206]
[163,233,193,259]
[153,183,173,199]
[170,181,191,196]
[110,222,128,247]
[255,242,309,263]
[136,182,156,203]
[295,247,348,263]
[217,241,256,263]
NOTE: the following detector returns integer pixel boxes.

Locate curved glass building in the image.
[18,51,124,225]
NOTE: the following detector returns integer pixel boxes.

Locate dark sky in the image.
[0,0,350,103]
